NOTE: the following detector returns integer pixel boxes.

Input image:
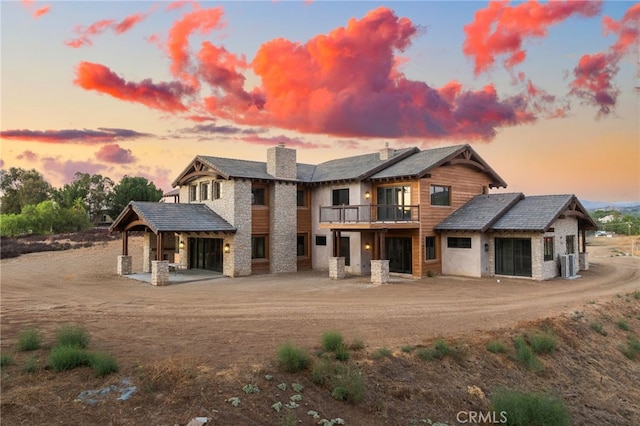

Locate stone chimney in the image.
[267,143,297,179]
[379,142,395,160]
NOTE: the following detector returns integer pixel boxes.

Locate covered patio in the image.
[109,201,236,285]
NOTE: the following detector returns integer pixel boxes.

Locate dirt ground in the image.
[1,235,639,425]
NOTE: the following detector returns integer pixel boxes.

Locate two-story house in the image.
[110,143,596,284]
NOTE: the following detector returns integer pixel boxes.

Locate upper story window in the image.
[430,185,451,206]
[189,184,197,202]
[200,182,209,201]
[213,181,221,200]
[332,188,349,206]
[252,185,267,205]
[297,189,308,207]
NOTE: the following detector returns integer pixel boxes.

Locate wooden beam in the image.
[122,231,128,256]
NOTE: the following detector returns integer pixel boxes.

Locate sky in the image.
[1,0,638,203]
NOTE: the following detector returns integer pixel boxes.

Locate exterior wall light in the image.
[364,242,371,251]
[179,240,185,250]
[224,243,231,253]
[365,191,371,199]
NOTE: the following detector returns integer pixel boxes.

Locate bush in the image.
[491,388,570,426]
[401,345,414,353]
[1,353,14,367]
[23,355,38,373]
[617,319,630,331]
[277,342,310,373]
[417,339,454,361]
[513,336,542,372]
[55,324,90,348]
[372,347,392,360]
[89,351,119,377]
[321,331,344,352]
[334,346,350,362]
[590,322,607,336]
[528,331,557,354]
[487,340,508,354]
[633,290,640,300]
[620,336,640,360]
[331,367,366,404]
[17,328,43,351]
[311,358,338,385]
[49,345,92,372]
[349,338,365,351]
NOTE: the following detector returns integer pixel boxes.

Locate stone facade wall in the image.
[542,217,579,279]
[143,232,152,273]
[229,179,252,277]
[267,145,297,179]
[270,182,297,273]
[151,260,169,286]
[117,255,132,275]
[329,257,345,279]
[371,259,389,284]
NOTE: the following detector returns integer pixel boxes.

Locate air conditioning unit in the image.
[559,254,576,278]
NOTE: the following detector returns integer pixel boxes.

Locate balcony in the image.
[319,204,420,230]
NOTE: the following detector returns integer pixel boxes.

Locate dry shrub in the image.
[137,358,198,401]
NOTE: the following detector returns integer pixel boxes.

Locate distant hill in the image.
[582,200,640,212]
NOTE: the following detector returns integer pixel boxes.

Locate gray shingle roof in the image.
[370,145,465,179]
[110,201,236,233]
[198,156,273,180]
[492,194,577,231]
[435,193,524,232]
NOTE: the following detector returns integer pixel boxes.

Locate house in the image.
[435,193,597,280]
[109,143,597,284]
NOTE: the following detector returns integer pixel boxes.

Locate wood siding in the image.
[417,164,492,277]
[252,207,270,234]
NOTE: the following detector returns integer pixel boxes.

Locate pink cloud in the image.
[240,134,331,149]
[17,150,39,161]
[0,127,150,144]
[65,10,151,48]
[95,144,136,164]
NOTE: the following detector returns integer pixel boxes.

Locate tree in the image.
[0,168,52,214]
[109,176,163,218]
[53,172,115,223]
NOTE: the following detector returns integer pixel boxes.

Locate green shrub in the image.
[1,353,14,367]
[49,345,92,372]
[513,336,542,372]
[331,367,366,404]
[487,339,508,353]
[311,358,337,385]
[321,331,344,352]
[17,328,43,352]
[491,388,570,426]
[633,290,640,300]
[620,336,640,360]
[89,351,119,377]
[528,331,557,354]
[277,342,310,373]
[23,355,38,373]
[401,345,414,353]
[334,346,350,362]
[349,338,365,351]
[55,324,90,349]
[590,322,607,336]
[417,339,454,361]
[372,347,392,360]
[617,319,630,331]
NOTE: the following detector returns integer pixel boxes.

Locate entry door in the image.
[386,237,412,274]
[495,238,531,277]
[189,238,223,272]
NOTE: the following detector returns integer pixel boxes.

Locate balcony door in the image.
[386,237,412,274]
[377,186,411,221]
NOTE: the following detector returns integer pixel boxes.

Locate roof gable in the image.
[435,193,524,232]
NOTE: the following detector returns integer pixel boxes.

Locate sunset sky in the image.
[1,1,638,203]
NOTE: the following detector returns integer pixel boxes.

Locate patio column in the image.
[117,255,132,275]
[329,257,345,279]
[371,259,389,284]
[151,260,169,286]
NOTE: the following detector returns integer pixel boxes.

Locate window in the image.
[315,235,327,246]
[377,185,412,220]
[566,235,575,254]
[495,238,532,277]
[544,237,554,261]
[252,186,266,205]
[340,236,350,266]
[447,237,471,249]
[332,188,349,206]
[200,182,209,200]
[425,236,436,260]
[213,181,221,200]
[297,189,307,207]
[189,184,197,201]
[297,234,307,257]
[251,236,267,259]
[430,185,451,206]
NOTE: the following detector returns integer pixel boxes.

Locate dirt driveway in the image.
[2,236,639,370]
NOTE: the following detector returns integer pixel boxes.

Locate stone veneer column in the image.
[117,255,132,275]
[143,232,154,273]
[370,259,389,284]
[270,182,297,274]
[579,252,589,270]
[151,260,169,286]
[329,257,345,279]
[228,180,252,277]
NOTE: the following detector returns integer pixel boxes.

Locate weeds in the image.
[401,345,414,353]
[349,338,365,351]
[48,345,92,372]
[372,347,392,360]
[528,331,557,354]
[633,290,640,300]
[417,339,454,361]
[491,388,570,426]
[620,336,640,360]
[55,324,90,349]
[276,342,310,373]
[17,328,43,352]
[1,353,14,368]
[331,366,366,404]
[334,346,350,362]
[513,336,542,372]
[590,322,607,336]
[89,351,119,377]
[487,340,508,354]
[311,358,338,385]
[23,355,38,373]
[617,319,630,331]
[322,331,344,352]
